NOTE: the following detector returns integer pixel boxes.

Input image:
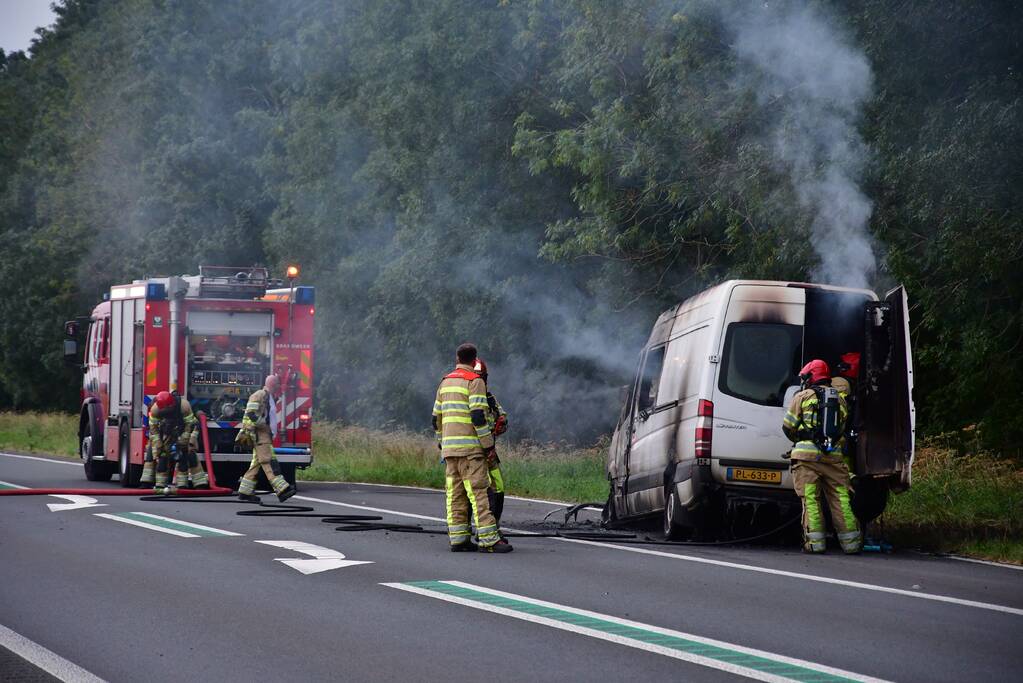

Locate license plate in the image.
[726,467,782,485]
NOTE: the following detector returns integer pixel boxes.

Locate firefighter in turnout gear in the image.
[831,351,861,473]
[144,391,208,491]
[473,358,509,526]
[235,374,296,503]
[432,344,511,553]
[783,360,861,554]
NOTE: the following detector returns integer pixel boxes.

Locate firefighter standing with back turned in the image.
[474,358,509,525]
[235,374,296,503]
[432,343,511,553]
[783,360,861,554]
[143,390,209,491]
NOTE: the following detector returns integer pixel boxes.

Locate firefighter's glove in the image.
[188,432,199,453]
[494,415,508,436]
[235,427,255,450]
[485,447,499,468]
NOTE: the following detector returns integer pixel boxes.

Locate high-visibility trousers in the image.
[238,427,289,496]
[791,459,861,554]
[445,454,499,547]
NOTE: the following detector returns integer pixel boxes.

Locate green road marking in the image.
[387,580,887,683]
[98,511,243,538]
[0,480,26,490]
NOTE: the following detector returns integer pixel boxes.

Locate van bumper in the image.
[672,457,715,509]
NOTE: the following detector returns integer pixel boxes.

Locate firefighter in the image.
[831,351,861,473]
[782,360,861,554]
[235,374,296,503]
[432,343,511,553]
[473,358,509,526]
[145,391,208,491]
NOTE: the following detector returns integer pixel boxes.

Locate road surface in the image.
[1,451,1020,682]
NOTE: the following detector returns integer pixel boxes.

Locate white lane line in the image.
[293,494,446,523]
[296,493,1022,616]
[947,555,1023,571]
[0,452,80,466]
[557,538,1023,617]
[301,480,602,510]
[127,512,244,536]
[94,513,199,538]
[0,479,28,489]
[0,622,106,683]
[386,580,889,683]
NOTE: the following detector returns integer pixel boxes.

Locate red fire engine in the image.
[63,265,314,488]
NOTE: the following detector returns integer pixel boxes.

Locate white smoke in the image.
[724,1,876,289]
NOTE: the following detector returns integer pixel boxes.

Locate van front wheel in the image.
[663,486,688,541]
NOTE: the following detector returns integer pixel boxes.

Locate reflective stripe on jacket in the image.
[433,364,494,455]
[782,386,848,462]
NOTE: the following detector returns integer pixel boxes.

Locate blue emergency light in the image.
[295,286,315,305]
[146,283,167,300]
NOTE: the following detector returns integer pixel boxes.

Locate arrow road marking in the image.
[254,540,373,575]
[47,495,107,512]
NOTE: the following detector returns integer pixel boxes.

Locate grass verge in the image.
[307,421,609,504]
[0,412,1019,564]
[881,444,1023,564]
[0,412,78,458]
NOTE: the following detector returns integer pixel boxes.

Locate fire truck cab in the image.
[64,266,315,489]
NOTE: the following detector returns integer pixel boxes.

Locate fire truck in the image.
[63,265,315,489]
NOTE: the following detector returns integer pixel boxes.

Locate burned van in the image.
[605,280,914,539]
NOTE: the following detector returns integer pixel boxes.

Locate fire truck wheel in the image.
[118,424,141,487]
[81,420,112,482]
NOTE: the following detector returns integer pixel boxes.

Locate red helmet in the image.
[473,358,489,381]
[155,391,175,410]
[799,359,831,384]
[837,352,860,379]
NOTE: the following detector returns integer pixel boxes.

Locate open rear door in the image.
[858,286,915,490]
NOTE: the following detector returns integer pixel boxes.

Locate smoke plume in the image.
[723,1,876,289]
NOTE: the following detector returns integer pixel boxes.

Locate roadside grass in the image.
[881,444,1023,564]
[0,412,78,458]
[306,422,609,504]
[0,411,1019,564]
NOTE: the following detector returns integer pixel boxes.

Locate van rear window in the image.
[718,323,802,406]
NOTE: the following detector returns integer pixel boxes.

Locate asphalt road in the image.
[1,451,1021,682]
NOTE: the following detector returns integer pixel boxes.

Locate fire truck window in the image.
[99,318,110,361]
[187,334,271,422]
[718,322,802,407]
[87,321,99,364]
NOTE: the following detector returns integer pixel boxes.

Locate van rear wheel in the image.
[663,486,689,541]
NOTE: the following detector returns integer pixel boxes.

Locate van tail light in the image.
[298,413,311,428]
[695,399,713,461]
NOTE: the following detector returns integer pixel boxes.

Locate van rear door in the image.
[859,286,915,489]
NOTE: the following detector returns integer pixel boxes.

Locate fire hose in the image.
[0,413,233,497]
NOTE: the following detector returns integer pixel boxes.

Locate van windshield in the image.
[718,323,802,406]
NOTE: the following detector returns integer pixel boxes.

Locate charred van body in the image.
[605,280,914,539]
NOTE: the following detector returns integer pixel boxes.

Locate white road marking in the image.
[301,480,602,510]
[254,540,372,574]
[298,493,1022,616]
[0,452,80,466]
[0,622,106,683]
[557,538,1023,617]
[386,580,889,683]
[125,512,244,536]
[947,555,1023,571]
[0,479,27,489]
[94,512,200,537]
[47,495,107,512]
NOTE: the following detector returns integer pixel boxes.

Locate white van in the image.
[605,280,914,539]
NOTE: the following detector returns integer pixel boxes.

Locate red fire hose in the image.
[0,413,233,496]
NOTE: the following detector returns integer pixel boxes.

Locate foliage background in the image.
[0,0,1019,450]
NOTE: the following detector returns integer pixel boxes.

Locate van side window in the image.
[718,323,802,406]
[636,345,667,412]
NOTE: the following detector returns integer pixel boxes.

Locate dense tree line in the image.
[0,0,1019,451]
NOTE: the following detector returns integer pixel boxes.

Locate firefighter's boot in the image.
[479,539,513,554]
[450,540,478,553]
[276,484,296,503]
[238,493,261,503]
